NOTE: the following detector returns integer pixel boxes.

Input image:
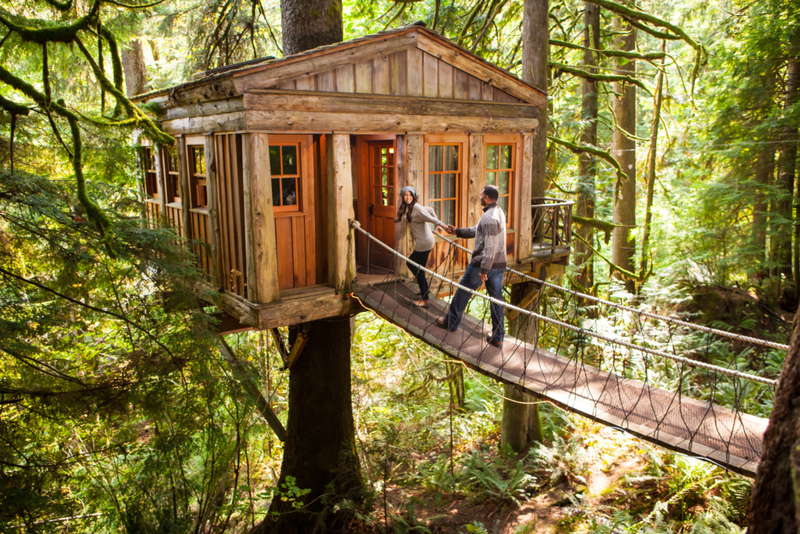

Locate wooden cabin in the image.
[133,23,572,331]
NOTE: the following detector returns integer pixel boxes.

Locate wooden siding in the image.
[214,133,249,299]
[190,209,212,274]
[265,48,523,104]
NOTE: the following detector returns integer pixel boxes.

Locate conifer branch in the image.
[0,0,101,43]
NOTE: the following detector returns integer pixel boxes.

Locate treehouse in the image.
[133,22,572,332]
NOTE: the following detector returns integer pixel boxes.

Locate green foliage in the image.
[459,450,537,506]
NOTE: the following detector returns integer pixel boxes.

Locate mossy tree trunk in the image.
[748,307,800,532]
[252,317,365,534]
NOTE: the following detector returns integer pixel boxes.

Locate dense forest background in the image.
[0,0,797,532]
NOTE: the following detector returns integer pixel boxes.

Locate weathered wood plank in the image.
[355,60,373,93]
[416,32,546,107]
[256,292,357,329]
[326,134,356,292]
[241,135,256,299]
[453,69,469,100]
[493,87,520,103]
[423,52,438,97]
[517,133,533,261]
[468,134,484,228]
[389,51,407,95]
[336,64,355,93]
[276,217,294,289]
[162,98,245,121]
[247,109,539,134]
[247,133,280,303]
[161,112,247,136]
[295,75,316,91]
[233,31,419,92]
[373,55,391,95]
[467,75,482,100]
[481,81,494,101]
[278,79,296,90]
[230,135,247,296]
[134,77,238,107]
[243,91,539,118]
[316,70,336,92]
[204,135,222,287]
[438,62,454,99]
[177,136,192,244]
[407,48,423,97]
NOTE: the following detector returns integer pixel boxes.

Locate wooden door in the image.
[270,134,316,290]
[357,138,397,271]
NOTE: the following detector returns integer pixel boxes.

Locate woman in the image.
[395,186,448,307]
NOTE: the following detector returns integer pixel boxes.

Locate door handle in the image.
[368,203,374,215]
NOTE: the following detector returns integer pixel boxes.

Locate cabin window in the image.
[163,145,181,204]
[270,143,301,212]
[142,146,158,199]
[427,144,460,226]
[372,144,395,207]
[188,145,207,209]
[485,143,514,223]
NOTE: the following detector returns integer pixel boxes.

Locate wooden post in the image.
[400,134,424,277]
[153,144,167,218]
[518,133,534,260]
[204,134,222,288]
[246,132,280,304]
[326,133,356,293]
[467,134,484,227]
[177,135,191,240]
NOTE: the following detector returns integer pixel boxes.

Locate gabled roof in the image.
[134,23,545,108]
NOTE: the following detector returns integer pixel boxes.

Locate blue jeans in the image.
[444,264,505,343]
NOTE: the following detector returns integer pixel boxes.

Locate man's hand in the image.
[479,272,488,283]
[446,224,456,234]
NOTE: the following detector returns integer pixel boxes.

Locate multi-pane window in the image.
[188,145,207,208]
[372,144,394,207]
[164,146,181,203]
[142,147,158,199]
[270,144,301,212]
[428,144,460,226]
[485,144,513,221]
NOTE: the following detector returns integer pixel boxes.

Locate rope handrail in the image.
[531,197,575,209]
[433,233,790,352]
[351,221,778,387]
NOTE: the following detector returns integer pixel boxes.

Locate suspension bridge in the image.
[351,222,786,478]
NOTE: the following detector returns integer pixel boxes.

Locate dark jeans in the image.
[444,263,505,343]
[407,249,432,300]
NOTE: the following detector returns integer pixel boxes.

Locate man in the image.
[435,185,507,348]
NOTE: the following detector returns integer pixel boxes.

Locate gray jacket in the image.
[455,203,507,274]
[406,204,446,252]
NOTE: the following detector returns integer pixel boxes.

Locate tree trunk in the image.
[638,42,665,290]
[748,306,800,533]
[500,282,544,453]
[281,0,343,56]
[611,4,637,293]
[752,146,775,280]
[523,0,549,205]
[574,2,600,293]
[121,38,147,98]
[253,317,365,534]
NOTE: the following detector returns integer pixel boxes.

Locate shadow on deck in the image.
[355,281,767,478]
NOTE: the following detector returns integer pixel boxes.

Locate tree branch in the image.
[0,0,101,43]
[552,62,651,93]
[549,136,626,180]
[549,38,666,61]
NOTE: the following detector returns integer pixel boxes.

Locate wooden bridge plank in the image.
[355,281,767,478]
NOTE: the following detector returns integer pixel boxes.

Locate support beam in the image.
[286,329,308,369]
[218,338,286,442]
[204,134,222,287]
[246,132,280,303]
[518,133,534,260]
[177,135,191,239]
[326,133,356,293]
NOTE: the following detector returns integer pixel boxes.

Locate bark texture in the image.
[281,0,343,57]
[253,317,365,534]
[121,38,147,97]
[500,282,544,453]
[611,4,637,292]
[575,2,600,292]
[523,0,549,205]
[748,308,800,533]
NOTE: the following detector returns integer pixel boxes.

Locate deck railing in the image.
[531,197,573,254]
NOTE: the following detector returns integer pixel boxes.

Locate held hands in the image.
[445,224,456,234]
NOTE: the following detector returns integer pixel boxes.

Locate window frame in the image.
[269,141,303,214]
[141,145,159,200]
[483,134,520,230]
[162,144,182,205]
[187,143,208,210]
[423,134,467,228]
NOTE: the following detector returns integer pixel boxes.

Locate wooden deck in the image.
[355,281,767,477]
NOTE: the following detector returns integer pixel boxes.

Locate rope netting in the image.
[351,221,782,476]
